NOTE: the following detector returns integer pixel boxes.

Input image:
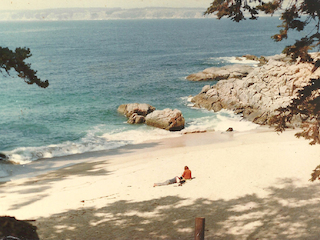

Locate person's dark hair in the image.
[184,166,189,170]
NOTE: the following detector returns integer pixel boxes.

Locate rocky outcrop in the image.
[117,103,156,118]
[240,54,268,65]
[191,53,320,126]
[186,64,254,81]
[118,104,185,131]
[145,108,185,131]
[186,54,292,82]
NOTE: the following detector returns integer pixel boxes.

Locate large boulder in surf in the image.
[117,103,156,118]
[145,108,185,131]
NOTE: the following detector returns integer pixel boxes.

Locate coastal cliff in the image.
[190,53,320,126]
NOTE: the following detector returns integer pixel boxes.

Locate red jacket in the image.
[182,169,192,179]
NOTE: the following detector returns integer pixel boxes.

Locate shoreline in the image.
[0,127,259,184]
[1,127,320,239]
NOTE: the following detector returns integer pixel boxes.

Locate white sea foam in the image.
[180,96,194,107]
[214,110,259,131]
[3,108,257,165]
[101,127,181,144]
[4,126,181,164]
[3,109,258,165]
[208,56,260,67]
[224,56,259,67]
[5,134,126,164]
[185,109,258,133]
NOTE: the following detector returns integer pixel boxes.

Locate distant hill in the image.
[0,8,215,21]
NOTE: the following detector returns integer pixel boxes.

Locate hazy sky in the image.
[1,0,214,10]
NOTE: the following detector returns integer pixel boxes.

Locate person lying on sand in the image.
[153,166,192,187]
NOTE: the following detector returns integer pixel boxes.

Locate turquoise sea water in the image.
[0,18,306,166]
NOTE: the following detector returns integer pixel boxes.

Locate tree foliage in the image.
[205,0,320,147]
[310,164,320,181]
[0,46,49,88]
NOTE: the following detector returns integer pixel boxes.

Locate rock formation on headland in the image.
[117,103,185,131]
[190,53,320,126]
[186,64,254,81]
[186,55,272,82]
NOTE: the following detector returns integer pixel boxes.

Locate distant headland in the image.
[0,8,215,21]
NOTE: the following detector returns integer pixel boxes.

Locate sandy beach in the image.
[1,127,320,240]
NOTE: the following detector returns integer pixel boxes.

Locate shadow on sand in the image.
[33,178,320,240]
[0,141,159,183]
[0,142,159,212]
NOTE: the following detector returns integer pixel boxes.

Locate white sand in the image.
[1,128,320,239]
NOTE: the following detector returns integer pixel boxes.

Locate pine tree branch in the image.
[0,47,49,88]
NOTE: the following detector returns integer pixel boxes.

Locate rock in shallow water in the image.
[117,103,156,118]
[118,104,185,131]
[145,108,185,131]
[0,153,7,161]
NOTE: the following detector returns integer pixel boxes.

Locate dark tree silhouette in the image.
[0,216,39,240]
[0,47,49,88]
[205,0,320,147]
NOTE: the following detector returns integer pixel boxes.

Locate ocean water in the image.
[0,17,306,169]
